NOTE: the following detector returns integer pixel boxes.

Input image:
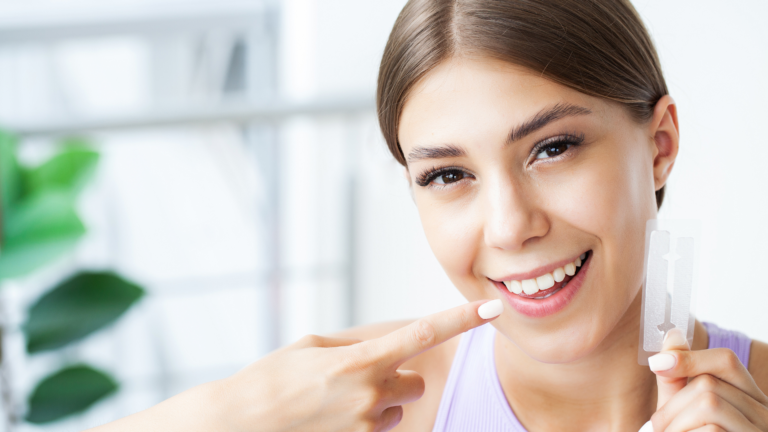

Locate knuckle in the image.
[298,334,323,347]
[677,350,693,372]
[332,354,366,377]
[357,387,383,413]
[455,307,473,331]
[721,348,741,370]
[698,391,722,411]
[411,320,438,350]
[692,374,719,392]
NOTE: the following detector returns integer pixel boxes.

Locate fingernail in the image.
[663,328,688,347]
[478,299,503,319]
[648,353,676,372]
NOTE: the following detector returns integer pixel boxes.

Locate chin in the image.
[497,318,610,364]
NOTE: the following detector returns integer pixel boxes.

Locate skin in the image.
[88,55,768,432]
[383,55,768,431]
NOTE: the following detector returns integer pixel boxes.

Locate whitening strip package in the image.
[638,220,701,365]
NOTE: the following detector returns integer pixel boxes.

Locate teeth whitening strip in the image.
[638,220,700,365]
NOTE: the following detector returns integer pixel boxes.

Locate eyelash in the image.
[414,132,586,188]
[415,166,469,187]
[530,132,585,161]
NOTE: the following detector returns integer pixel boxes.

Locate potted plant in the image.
[0,131,145,427]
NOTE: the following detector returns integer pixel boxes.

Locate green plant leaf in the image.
[0,191,86,279]
[24,271,145,353]
[23,143,99,198]
[0,131,21,238]
[26,364,117,424]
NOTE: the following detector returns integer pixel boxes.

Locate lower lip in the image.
[494,253,592,318]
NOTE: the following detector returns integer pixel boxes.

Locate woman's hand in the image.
[649,328,768,431]
[212,299,502,432]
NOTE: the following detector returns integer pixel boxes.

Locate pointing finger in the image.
[362,299,503,368]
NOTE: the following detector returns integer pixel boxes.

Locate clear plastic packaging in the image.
[638,220,700,365]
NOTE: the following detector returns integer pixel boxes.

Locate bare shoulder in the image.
[330,320,461,432]
[749,339,768,395]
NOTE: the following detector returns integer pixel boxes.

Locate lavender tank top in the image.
[432,322,752,432]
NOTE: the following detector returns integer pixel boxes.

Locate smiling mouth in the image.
[496,251,591,299]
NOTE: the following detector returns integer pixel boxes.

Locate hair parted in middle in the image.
[377,0,669,208]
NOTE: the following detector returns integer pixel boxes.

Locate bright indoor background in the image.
[0,0,765,430]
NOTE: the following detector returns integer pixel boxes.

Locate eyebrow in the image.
[405,102,592,164]
[406,144,466,163]
[507,103,592,143]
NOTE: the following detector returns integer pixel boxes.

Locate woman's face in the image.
[398,56,673,363]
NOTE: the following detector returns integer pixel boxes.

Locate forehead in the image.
[398,56,610,152]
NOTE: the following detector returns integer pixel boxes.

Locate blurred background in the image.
[0,0,765,430]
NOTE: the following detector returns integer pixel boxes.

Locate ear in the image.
[649,95,680,191]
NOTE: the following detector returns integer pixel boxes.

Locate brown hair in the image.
[377,0,668,208]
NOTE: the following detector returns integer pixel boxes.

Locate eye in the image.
[531,133,585,162]
[415,167,472,187]
[535,142,571,159]
[433,170,465,184]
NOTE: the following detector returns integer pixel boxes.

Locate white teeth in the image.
[522,279,538,295]
[536,273,555,290]
[504,280,523,294]
[564,262,576,276]
[502,252,588,297]
[553,267,565,282]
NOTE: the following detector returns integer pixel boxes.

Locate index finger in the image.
[361,299,503,368]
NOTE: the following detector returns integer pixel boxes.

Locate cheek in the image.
[567,138,656,299]
[417,196,483,295]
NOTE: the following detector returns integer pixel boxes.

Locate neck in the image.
[495,293,657,431]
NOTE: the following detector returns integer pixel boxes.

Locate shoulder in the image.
[748,339,768,395]
[329,320,461,432]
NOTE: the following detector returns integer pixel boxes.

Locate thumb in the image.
[650,327,690,409]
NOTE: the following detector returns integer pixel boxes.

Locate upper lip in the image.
[488,251,589,282]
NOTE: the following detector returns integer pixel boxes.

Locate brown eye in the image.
[434,170,465,185]
[535,143,569,159]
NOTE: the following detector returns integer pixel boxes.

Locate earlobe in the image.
[650,95,680,191]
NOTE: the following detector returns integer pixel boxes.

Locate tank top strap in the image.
[431,323,477,432]
[432,323,527,432]
[702,322,752,368]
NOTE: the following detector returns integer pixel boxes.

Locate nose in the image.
[482,176,549,251]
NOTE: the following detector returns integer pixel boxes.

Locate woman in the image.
[92,0,768,431]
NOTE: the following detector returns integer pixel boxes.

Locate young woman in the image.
[92,0,768,431]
